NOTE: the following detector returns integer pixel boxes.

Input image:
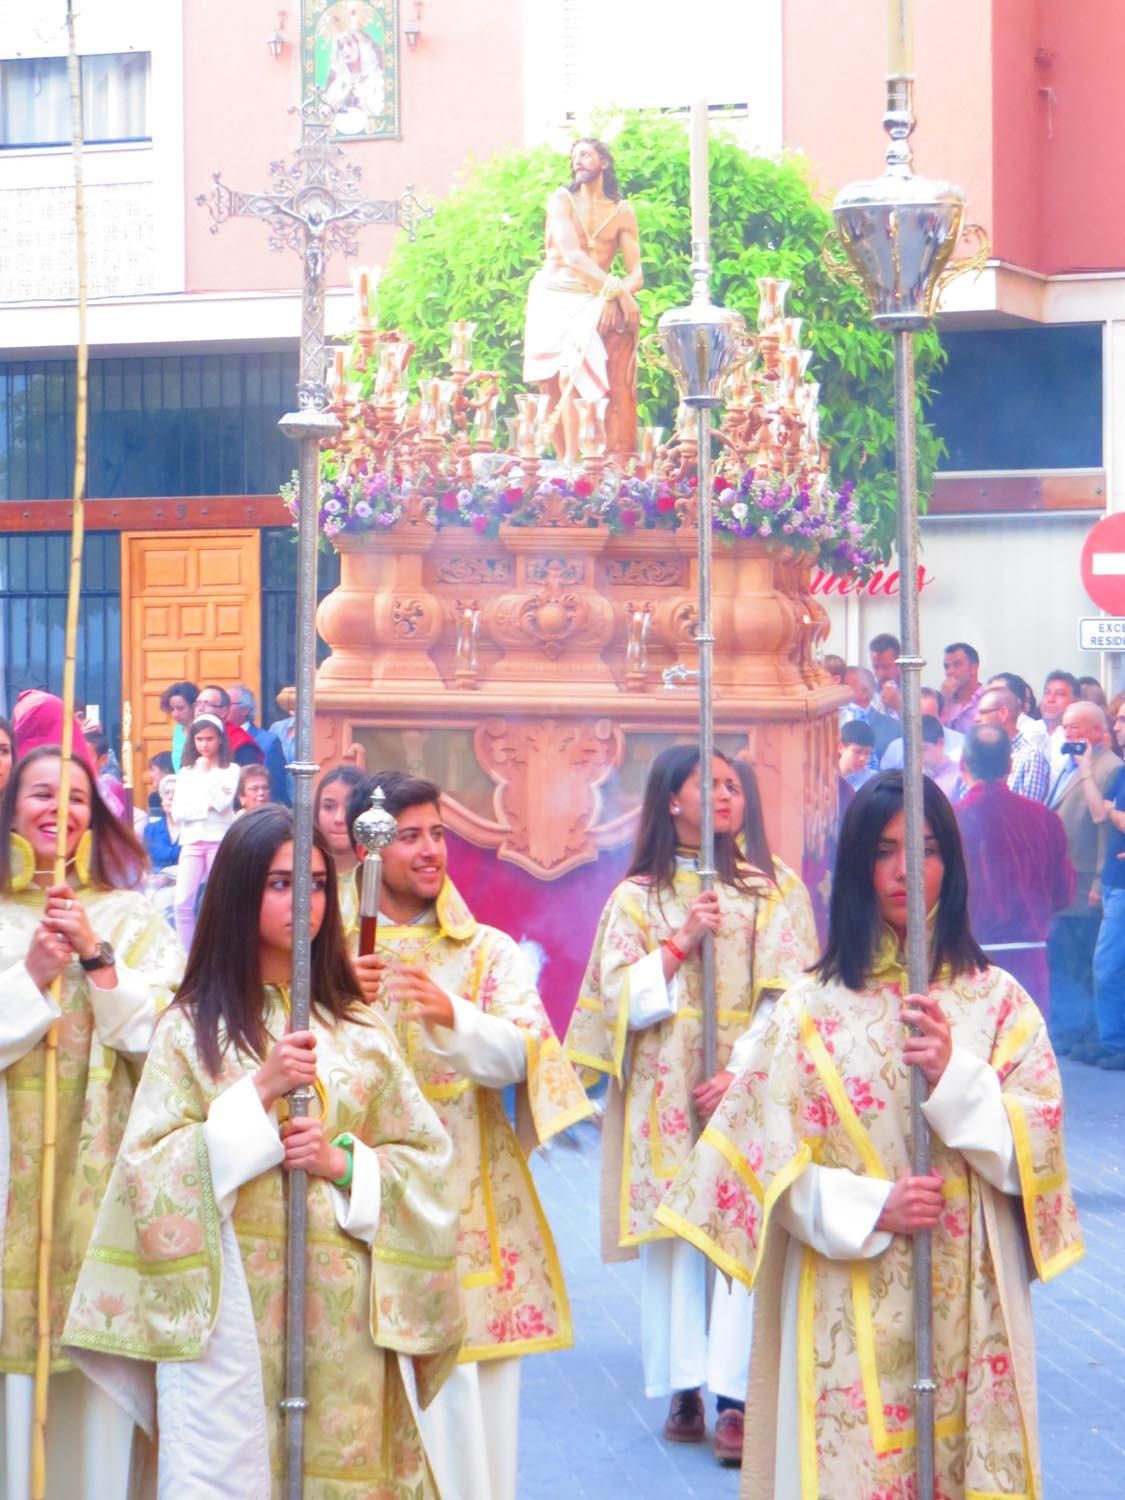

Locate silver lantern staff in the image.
[657,100,744,1088]
[354,787,399,959]
[197,94,425,1500]
[832,6,967,1495]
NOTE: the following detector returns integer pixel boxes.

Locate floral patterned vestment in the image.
[656,945,1083,1500]
[564,860,813,1261]
[64,995,465,1500]
[367,879,593,1362]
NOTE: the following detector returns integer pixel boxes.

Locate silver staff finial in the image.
[352,786,397,853]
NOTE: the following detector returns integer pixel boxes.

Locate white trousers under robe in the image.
[416,1357,521,1500]
[0,1368,135,1500]
[640,1237,753,1401]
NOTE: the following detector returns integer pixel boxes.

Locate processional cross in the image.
[196,92,427,1500]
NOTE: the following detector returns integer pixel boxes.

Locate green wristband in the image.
[331,1132,355,1190]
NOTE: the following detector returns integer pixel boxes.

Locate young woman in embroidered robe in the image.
[564,744,814,1462]
[658,771,1084,1499]
[0,747,183,1498]
[64,806,464,1500]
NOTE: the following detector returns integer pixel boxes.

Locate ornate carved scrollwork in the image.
[603,557,683,587]
[433,555,513,585]
[471,715,625,877]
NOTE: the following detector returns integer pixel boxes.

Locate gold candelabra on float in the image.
[319,277,833,511]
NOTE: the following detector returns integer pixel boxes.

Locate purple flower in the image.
[354,501,373,518]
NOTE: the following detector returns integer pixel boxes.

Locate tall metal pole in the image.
[833,22,970,1488]
[695,398,718,1081]
[656,101,743,1090]
[197,95,420,1500]
[893,329,936,1497]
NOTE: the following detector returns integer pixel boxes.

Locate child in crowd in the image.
[170,714,239,950]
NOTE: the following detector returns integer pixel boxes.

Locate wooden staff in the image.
[353,788,398,956]
[32,6,89,1493]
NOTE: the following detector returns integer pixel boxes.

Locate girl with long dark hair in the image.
[314,763,365,936]
[725,756,819,956]
[170,713,239,950]
[660,771,1082,1498]
[566,744,813,1463]
[65,806,463,1498]
[0,747,183,1497]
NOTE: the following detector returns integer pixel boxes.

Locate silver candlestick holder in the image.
[656,246,744,1089]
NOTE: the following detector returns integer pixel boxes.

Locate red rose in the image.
[439,492,459,512]
[471,513,489,534]
[713,475,731,493]
[656,493,676,513]
[504,487,525,506]
[574,478,594,497]
[619,507,640,528]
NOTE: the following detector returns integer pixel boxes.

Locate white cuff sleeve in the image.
[777,1164,894,1260]
[426,994,528,1089]
[329,1137,382,1245]
[626,948,678,1032]
[727,997,777,1077]
[87,967,159,1056]
[0,963,61,1071]
[922,1046,1020,1193]
[204,1075,284,1218]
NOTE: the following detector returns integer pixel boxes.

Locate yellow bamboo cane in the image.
[31,5,88,1493]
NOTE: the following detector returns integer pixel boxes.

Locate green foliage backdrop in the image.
[375,114,945,557]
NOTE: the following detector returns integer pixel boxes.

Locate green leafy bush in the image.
[375,113,944,557]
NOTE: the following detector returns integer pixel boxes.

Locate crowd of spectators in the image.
[835,635,1125,1069]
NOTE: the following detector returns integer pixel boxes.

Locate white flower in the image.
[732,501,748,522]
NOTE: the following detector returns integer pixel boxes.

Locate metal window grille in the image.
[0,352,297,501]
[259,528,340,718]
[0,531,121,739]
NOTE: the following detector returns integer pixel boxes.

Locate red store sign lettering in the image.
[809,564,935,599]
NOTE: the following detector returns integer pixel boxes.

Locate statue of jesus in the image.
[523,138,643,465]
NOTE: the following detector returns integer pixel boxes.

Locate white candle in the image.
[888,0,913,74]
[690,98,709,247]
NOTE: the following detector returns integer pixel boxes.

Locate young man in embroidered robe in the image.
[346,771,594,1500]
[564,746,815,1463]
[657,772,1084,1499]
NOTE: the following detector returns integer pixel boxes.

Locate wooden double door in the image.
[122,531,261,771]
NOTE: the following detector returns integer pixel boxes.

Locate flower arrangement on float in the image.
[280,280,882,577]
[281,460,877,575]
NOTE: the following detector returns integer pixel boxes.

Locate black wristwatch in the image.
[79,940,116,972]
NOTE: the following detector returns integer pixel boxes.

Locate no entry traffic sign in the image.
[1081,513,1125,614]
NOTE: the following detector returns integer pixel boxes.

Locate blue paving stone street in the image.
[519,1060,1125,1498]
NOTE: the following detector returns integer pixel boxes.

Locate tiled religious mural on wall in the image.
[303,0,402,140]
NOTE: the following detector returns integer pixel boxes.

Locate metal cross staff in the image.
[197,92,427,1500]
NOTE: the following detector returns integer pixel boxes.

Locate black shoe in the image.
[663,1389,706,1444]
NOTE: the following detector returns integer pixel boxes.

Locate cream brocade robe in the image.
[64,996,465,1500]
[0,877,183,1377]
[656,951,1084,1500]
[564,864,812,1260]
[367,880,593,1362]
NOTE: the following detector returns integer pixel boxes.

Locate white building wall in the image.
[818,510,1110,700]
[0,0,184,303]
